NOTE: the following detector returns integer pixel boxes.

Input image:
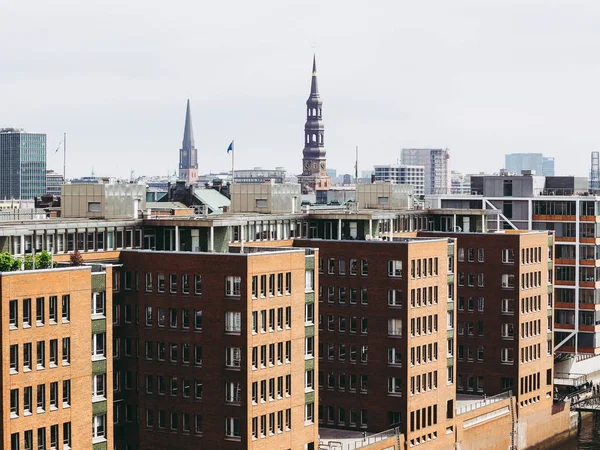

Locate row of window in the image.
[409,314,439,337]
[319,343,368,363]
[251,375,294,404]
[10,423,71,450]
[320,286,369,305]
[521,271,544,290]
[319,315,368,334]
[251,272,293,298]
[521,319,542,339]
[319,405,370,428]
[410,286,440,308]
[457,345,485,362]
[144,375,205,400]
[410,342,439,366]
[457,375,484,392]
[521,343,543,364]
[410,258,440,279]
[522,295,544,314]
[252,307,293,333]
[458,272,485,288]
[409,404,438,433]
[251,341,292,369]
[457,296,485,313]
[144,306,203,330]
[320,258,369,276]
[9,381,71,418]
[456,320,484,337]
[521,372,542,395]
[142,341,204,365]
[458,247,542,265]
[319,371,368,392]
[9,339,71,374]
[146,410,204,436]
[251,409,293,440]
[8,296,70,329]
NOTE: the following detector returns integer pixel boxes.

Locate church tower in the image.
[298,55,331,203]
[178,99,198,184]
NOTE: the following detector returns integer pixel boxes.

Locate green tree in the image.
[36,250,53,269]
[0,252,19,272]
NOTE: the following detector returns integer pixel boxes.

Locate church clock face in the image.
[303,161,311,172]
[183,150,188,157]
[320,162,326,170]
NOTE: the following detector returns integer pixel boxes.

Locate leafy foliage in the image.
[70,250,84,266]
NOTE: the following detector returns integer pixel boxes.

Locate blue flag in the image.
[227,141,234,153]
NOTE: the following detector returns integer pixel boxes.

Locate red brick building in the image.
[112,248,318,450]
[294,238,457,448]
[419,230,555,416]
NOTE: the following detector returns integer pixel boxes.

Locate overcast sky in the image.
[2,0,599,179]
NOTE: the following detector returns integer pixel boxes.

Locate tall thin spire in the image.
[310,54,319,98]
[179,99,198,185]
[182,98,195,149]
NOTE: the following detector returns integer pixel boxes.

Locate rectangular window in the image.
[62,380,71,406]
[61,295,70,322]
[23,298,31,327]
[182,274,190,294]
[23,343,31,371]
[37,384,45,412]
[63,423,71,448]
[36,341,44,369]
[194,310,203,330]
[92,333,106,359]
[92,293,105,316]
[36,297,44,325]
[225,312,241,333]
[9,299,18,329]
[225,417,241,438]
[92,414,106,441]
[49,340,58,367]
[388,260,403,277]
[157,273,165,293]
[37,428,46,450]
[145,272,153,292]
[225,276,242,297]
[388,319,402,337]
[10,388,18,418]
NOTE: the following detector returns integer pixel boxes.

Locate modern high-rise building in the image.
[178,100,198,185]
[401,149,450,195]
[427,173,600,355]
[46,170,64,197]
[373,165,425,195]
[590,151,600,193]
[297,56,331,204]
[504,153,555,177]
[0,128,47,200]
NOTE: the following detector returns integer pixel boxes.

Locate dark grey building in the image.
[0,128,46,199]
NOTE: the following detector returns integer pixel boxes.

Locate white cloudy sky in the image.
[2,0,599,178]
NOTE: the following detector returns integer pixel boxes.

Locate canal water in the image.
[554,414,600,449]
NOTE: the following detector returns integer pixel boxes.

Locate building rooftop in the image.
[318,427,399,450]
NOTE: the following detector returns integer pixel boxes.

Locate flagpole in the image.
[231,140,235,184]
[355,145,359,184]
[63,132,67,182]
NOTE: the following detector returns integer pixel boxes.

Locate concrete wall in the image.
[356,184,414,210]
[62,183,146,219]
[231,183,301,214]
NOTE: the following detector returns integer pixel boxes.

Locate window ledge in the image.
[62,319,70,324]
[91,314,106,320]
[37,408,45,414]
[92,437,107,444]
[50,405,58,411]
[91,355,106,362]
[92,396,106,403]
[10,413,18,419]
[224,436,241,442]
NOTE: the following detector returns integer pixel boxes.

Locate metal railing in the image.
[319,427,400,450]
[456,391,511,416]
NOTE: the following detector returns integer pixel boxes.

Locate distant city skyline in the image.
[4,1,599,180]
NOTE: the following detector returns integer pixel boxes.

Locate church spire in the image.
[299,54,330,202]
[310,54,319,98]
[179,99,198,185]
[182,98,195,150]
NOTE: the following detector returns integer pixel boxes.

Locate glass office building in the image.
[0,128,46,199]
